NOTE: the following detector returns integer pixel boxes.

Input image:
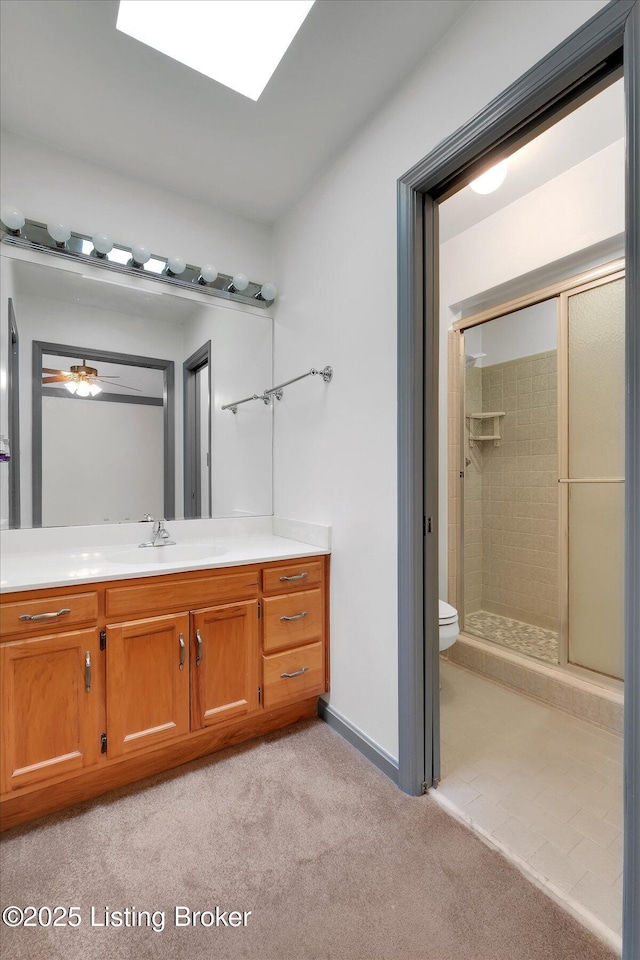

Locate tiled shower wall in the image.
[449,340,558,632]
[481,351,558,631]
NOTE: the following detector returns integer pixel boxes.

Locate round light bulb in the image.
[231,273,249,292]
[469,160,508,195]
[1,206,25,232]
[88,383,102,397]
[260,282,277,302]
[166,255,186,276]
[131,243,151,266]
[199,264,218,284]
[47,221,71,244]
[75,381,91,397]
[65,381,78,395]
[92,232,113,256]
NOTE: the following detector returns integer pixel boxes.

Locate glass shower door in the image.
[561,274,625,679]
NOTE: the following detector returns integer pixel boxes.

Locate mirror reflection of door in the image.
[184,342,212,519]
[34,342,175,527]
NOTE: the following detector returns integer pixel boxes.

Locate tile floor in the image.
[437,659,623,938]
[465,610,559,664]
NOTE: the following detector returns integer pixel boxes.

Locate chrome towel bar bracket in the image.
[222,365,333,413]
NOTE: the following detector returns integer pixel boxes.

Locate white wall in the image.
[0,130,273,282]
[273,0,608,760]
[183,304,273,517]
[440,140,625,311]
[465,300,557,367]
[42,397,164,525]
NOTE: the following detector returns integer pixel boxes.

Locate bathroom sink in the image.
[109,543,226,565]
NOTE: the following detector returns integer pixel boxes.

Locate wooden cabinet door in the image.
[0,629,100,794]
[106,613,189,758]
[191,601,258,730]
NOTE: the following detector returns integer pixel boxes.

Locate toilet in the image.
[439,600,459,652]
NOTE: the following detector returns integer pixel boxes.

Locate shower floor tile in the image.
[437,660,623,941]
[465,609,558,664]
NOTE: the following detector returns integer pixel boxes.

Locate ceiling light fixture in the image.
[470,160,508,195]
[116,0,315,101]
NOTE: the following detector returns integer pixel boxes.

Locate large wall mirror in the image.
[1,250,273,528]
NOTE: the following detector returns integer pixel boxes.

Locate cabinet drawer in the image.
[263,589,323,652]
[262,559,323,595]
[0,592,99,640]
[262,641,324,709]
[105,570,258,620]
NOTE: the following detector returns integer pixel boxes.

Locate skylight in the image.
[116,0,315,101]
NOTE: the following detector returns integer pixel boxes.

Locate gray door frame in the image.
[183,341,212,519]
[7,299,20,528]
[32,341,176,526]
[396,1,639,955]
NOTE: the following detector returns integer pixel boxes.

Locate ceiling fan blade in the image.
[42,367,70,376]
[42,375,70,384]
[94,378,142,392]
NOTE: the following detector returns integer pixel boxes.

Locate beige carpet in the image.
[0,719,615,960]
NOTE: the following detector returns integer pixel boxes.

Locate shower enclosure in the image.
[451,262,625,682]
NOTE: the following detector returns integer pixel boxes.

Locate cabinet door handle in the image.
[279,573,307,582]
[19,607,71,622]
[280,611,307,622]
[196,629,203,666]
[85,651,92,692]
[179,633,185,670]
[281,666,309,679]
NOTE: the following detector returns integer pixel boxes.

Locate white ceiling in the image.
[0,0,473,224]
[440,79,624,242]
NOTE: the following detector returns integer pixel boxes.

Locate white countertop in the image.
[0,518,331,594]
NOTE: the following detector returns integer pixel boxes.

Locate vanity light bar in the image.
[0,217,276,308]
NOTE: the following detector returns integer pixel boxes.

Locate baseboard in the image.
[317,700,399,785]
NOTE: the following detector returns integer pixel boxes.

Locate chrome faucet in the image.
[139,519,176,548]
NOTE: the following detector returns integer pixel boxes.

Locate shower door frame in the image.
[453,260,626,680]
[558,269,626,678]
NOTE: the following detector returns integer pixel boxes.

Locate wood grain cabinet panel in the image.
[0,629,100,793]
[263,589,323,652]
[0,592,98,639]
[262,641,324,709]
[106,614,190,758]
[262,560,323,595]
[105,571,258,620]
[190,601,258,730]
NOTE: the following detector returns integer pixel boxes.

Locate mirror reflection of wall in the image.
[1,253,274,528]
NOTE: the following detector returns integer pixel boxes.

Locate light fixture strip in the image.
[0,218,273,308]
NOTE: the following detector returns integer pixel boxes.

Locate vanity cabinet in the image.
[0,554,329,829]
[105,613,190,758]
[190,601,259,730]
[0,629,101,794]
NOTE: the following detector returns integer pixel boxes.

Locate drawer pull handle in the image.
[281,666,309,679]
[179,633,185,670]
[19,607,71,622]
[280,612,307,622]
[196,629,203,666]
[85,651,92,693]
[279,573,308,582]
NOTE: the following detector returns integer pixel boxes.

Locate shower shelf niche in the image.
[466,411,505,447]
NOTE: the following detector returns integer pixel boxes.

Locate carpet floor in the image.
[0,719,616,960]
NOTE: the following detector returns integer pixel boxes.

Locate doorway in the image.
[183,341,212,519]
[396,3,639,957]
